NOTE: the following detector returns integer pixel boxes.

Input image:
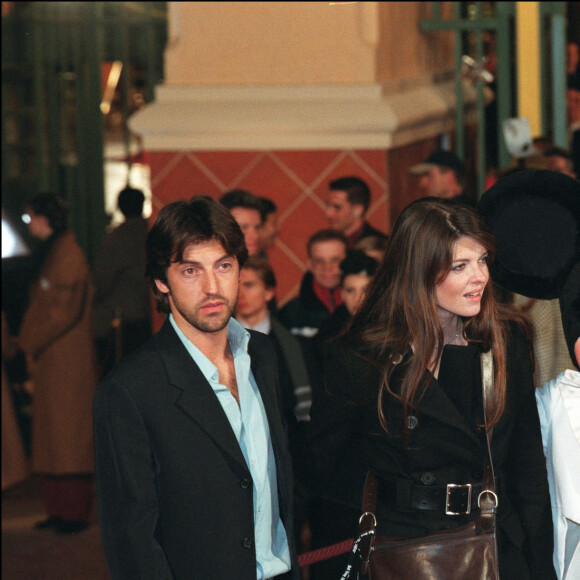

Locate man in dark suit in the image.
[93,195,298,580]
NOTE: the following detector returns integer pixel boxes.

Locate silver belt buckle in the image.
[445,483,472,515]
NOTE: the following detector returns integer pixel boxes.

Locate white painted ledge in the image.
[129,77,490,151]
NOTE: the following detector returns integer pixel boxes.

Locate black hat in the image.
[560,260,580,368]
[477,169,580,300]
[409,150,465,176]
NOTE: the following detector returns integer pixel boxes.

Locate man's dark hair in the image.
[329,176,371,212]
[306,228,348,257]
[219,189,263,214]
[118,186,145,219]
[242,255,277,289]
[257,196,277,222]
[28,192,69,233]
[340,249,378,285]
[146,195,248,313]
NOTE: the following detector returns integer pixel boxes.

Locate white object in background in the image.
[536,369,580,579]
[502,117,538,158]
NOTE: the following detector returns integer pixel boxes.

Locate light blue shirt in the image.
[169,315,291,580]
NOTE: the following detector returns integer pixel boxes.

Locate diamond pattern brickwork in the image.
[148,148,389,329]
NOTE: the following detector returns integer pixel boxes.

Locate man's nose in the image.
[202,270,219,293]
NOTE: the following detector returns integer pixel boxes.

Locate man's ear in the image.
[155,279,170,294]
[265,287,275,302]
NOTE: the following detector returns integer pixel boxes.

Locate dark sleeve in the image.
[504,324,557,580]
[93,378,174,580]
[299,340,372,497]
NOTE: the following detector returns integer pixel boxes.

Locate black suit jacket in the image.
[305,323,555,580]
[93,319,299,580]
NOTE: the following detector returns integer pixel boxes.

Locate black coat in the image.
[305,323,556,580]
[93,320,299,580]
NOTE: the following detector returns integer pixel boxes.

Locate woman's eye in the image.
[452,263,465,271]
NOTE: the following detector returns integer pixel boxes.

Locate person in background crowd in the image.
[544,147,577,179]
[257,196,279,256]
[325,176,388,249]
[306,197,556,580]
[235,255,313,556]
[306,249,378,580]
[278,229,348,339]
[93,186,152,377]
[220,188,264,257]
[18,192,99,535]
[93,195,299,580]
[409,149,473,204]
[2,309,30,491]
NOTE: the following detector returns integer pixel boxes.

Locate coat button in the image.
[407,415,419,430]
[240,478,251,489]
[243,537,253,549]
[420,472,436,485]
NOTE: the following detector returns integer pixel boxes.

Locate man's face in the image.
[547,155,576,178]
[230,207,262,256]
[418,166,456,198]
[24,210,52,241]
[155,239,240,340]
[308,239,347,290]
[236,267,274,324]
[325,190,361,234]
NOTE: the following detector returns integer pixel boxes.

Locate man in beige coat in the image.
[19,192,99,535]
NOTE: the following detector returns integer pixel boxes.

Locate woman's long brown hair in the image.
[346,197,528,433]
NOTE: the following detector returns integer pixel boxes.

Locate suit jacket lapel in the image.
[248,335,286,457]
[155,320,250,477]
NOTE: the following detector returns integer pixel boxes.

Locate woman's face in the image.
[435,236,489,320]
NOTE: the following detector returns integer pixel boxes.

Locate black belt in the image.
[385,477,498,516]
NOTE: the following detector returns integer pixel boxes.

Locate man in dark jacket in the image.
[93,196,299,580]
[278,229,348,339]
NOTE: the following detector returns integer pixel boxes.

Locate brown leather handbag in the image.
[346,351,500,580]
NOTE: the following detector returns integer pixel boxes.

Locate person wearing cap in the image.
[409,149,473,205]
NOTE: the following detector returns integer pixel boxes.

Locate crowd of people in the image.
[2,132,578,580]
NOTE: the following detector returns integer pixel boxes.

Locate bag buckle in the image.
[445,483,472,515]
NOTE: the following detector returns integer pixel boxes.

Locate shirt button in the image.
[421,472,436,485]
[240,478,251,489]
[243,537,253,549]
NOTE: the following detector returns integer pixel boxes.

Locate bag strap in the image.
[478,350,498,530]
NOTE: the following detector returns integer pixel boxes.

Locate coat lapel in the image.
[416,374,482,447]
[155,320,250,477]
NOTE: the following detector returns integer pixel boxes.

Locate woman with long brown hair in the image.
[306,197,556,579]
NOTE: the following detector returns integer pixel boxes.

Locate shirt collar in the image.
[237,313,271,335]
[169,314,250,381]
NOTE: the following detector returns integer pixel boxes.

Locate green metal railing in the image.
[2,2,167,264]
[419,1,567,199]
